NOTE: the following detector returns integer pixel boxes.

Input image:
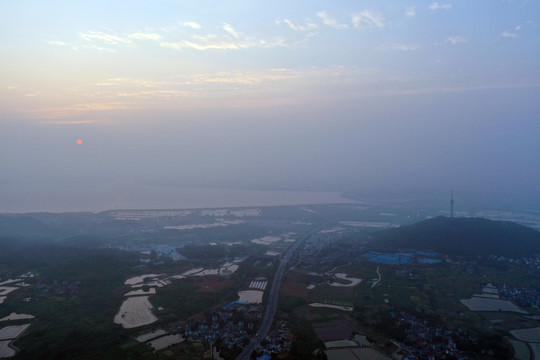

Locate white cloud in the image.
[501,23,525,38]
[89,45,116,53]
[352,10,385,29]
[283,19,318,32]
[429,2,452,11]
[445,36,468,44]
[317,11,348,29]
[129,32,162,41]
[80,31,131,45]
[161,40,235,51]
[96,78,162,88]
[405,6,416,18]
[160,29,286,51]
[379,42,419,51]
[435,36,468,45]
[501,30,518,38]
[191,69,301,85]
[47,40,67,46]
[182,22,202,30]
[223,23,240,38]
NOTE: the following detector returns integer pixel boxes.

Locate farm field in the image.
[0,288,17,297]
[251,236,281,245]
[511,327,540,342]
[460,297,526,313]
[309,303,353,312]
[192,275,234,293]
[147,334,184,351]
[326,347,391,360]
[0,324,31,341]
[124,274,164,286]
[164,220,243,231]
[313,319,361,341]
[238,290,263,304]
[249,281,267,290]
[509,339,531,360]
[125,288,157,296]
[0,313,34,322]
[0,340,16,358]
[330,273,361,287]
[0,280,20,286]
[136,330,167,343]
[114,296,158,329]
[531,343,540,360]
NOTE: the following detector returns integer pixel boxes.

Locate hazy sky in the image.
[1,1,539,211]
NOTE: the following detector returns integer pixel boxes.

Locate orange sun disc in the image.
[77,139,83,144]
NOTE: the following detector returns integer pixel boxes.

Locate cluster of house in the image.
[182,309,261,350]
[256,328,294,359]
[112,243,185,261]
[488,253,540,270]
[448,257,478,275]
[34,280,80,296]
[496,283,540,309]
[391,312,470,360]
[299,232,352,273]
[179,309,294,358]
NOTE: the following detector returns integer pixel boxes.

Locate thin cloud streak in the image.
[282,19,318,32]
[129,32,163,41]
[317,11,349,29]
[79,31,131,45]
[405,6,416,17]
[352,11,385,29]
[501,30,518,38]
[6,66,538,120]
[434,36,468,45]
[379,42,419,51]
[429,2,452,11]
[182,21,202,29]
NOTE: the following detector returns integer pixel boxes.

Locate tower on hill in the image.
[450,190,455,218]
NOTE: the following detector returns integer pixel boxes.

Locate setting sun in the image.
[77,139,83,144]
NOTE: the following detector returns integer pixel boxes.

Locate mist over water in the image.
[0,182,351,213]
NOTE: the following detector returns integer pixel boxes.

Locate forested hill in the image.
[374,216,540,258]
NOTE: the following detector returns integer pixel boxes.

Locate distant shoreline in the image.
[0,183,353,213]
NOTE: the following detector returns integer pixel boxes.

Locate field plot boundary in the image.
[511,327,540,342]
[509,339,531,360]
[309,303,353,312]
[0,340,16,358]
[0,324,31,341]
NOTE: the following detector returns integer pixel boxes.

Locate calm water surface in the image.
[0,182,352,213]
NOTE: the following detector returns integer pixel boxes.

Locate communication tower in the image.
[450,190,454,218]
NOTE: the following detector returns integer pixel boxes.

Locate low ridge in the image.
[374,216,540,258]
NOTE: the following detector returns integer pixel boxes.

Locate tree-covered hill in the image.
[373,216,540,258]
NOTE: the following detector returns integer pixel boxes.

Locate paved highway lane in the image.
[236,228,316,360]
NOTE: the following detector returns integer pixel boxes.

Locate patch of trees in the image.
[288,317,326,360]
[374,216,540,257]
[278,296,307,313]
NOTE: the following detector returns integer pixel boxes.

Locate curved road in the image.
[236,228,314,360]
[371,265,381,288]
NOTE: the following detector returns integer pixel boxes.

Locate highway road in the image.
[235,228,314,360]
